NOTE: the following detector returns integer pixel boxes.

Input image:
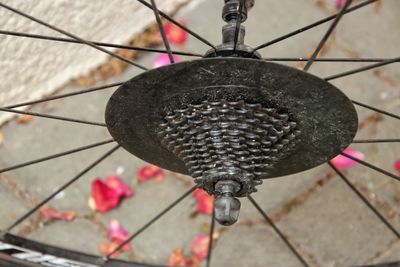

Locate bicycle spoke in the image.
[105,185,198,259]
[254,0,376,51]
[351,100,400,121]
[325,57,400,80]
[263,57,392,63]
[0,30,202,57]
[0,2,148,71]
[206,209,216,267]
[328,162,400,239]
[353,139,400,143]
[3,145,120,233]
[0,108,107,127]
[233,0,245,53]
[0,139,115,174]
[150,0,174,63]
[303,0,352,71]
[341,152,400,182]
[136,0,216,50]
[4,82,123,109]
[248,196,310,267]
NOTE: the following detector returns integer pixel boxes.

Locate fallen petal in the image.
[330,148,364,170]
[190,234,210,261]
[91,179,121,213]
[40,207,76,221]
[138,165,165,182]
[100,242,120,258]
[108,219,131,245]
[192,189,214,215]
[335,0,346,9]
[153,54,181,68]
[105,175,134,198]
[164,20,188,45]
[167,248,187,267]
[17,114,33,124]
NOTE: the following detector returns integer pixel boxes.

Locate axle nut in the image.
[214,195,241,226]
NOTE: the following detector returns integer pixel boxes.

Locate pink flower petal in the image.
[108,219,131,245]
[164,20,188,45]
[99,220,133,258]
[105,175,134,198]
[330,148,365,170]
[336,0,346,9]
[190,234,210,261]
[394,160,400,173]
[40,207,76,221]
[153,54,180,68]
[192,189,214,215]
[138,165,165,182]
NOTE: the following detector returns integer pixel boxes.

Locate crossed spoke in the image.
[0,30,202,57]
[136,0,216,50]
[105,186,198,259]
[254,0,376,51]
[3,81,124,109]
[0,107,107,127]
[303,0,352,71]
[150,0,174,63]
[325,57,400,80]
[3,145,120,233]
[0,2,148,71]
[0,139,115,174]
[248,196,311,267]
[328,162,400,239]
[341,152,400,182]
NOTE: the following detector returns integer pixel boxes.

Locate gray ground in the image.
[0,0,400,266]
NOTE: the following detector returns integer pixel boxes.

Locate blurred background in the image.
[0,0,399,266]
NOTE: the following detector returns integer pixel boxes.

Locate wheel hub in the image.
[105,0,358,226]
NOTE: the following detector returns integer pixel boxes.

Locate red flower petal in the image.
[138,165,165,182]
[192,189,214,215]
[91,176,134,213]
[105,175,134,198]
[153,54,181,68]
[40,207,76,221]
[330,148,364,170]
[190,234,210,261]
[164,20,188,45]
[91,181,120,213]
[394,160,400,173]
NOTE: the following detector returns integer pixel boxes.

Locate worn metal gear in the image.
[157,99,300,196]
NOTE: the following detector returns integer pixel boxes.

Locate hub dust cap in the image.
[105,58,358,190]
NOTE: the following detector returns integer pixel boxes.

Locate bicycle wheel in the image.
[0,0,399,266]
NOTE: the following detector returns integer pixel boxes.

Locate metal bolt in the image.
[214,180,242,226]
